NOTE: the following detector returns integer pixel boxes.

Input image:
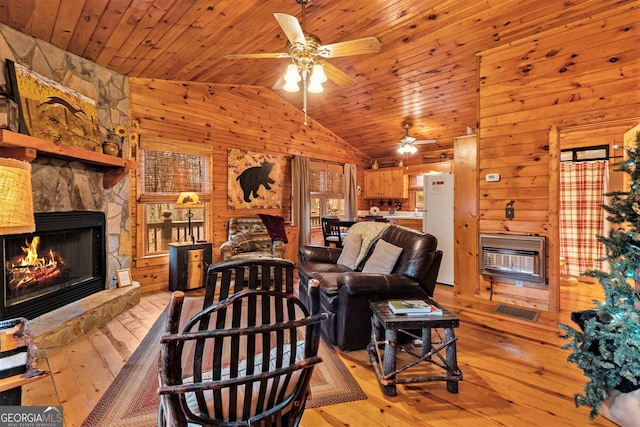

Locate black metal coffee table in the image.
[367,300,462,396]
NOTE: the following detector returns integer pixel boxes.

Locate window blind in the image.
[409,174,424,191]
[138,138,212,202]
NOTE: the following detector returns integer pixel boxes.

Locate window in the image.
[561,145,609,162]
[310,161,344,227]
[409,174,424,211]
[137,138,212,257]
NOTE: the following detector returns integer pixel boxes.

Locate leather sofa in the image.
[297,223,442,351]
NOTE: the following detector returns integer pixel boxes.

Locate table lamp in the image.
[175,192,203,243]
[0,158,35,235]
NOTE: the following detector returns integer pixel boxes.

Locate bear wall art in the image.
[227,149,282,209]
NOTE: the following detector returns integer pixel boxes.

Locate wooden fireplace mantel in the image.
[0,129,137,189]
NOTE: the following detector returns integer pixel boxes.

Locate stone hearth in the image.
[30,283,141,359]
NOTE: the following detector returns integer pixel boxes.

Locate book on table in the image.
[388,299,442,316]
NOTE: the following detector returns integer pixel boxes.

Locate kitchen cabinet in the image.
[392,218,423,231]
[364,167,408,199]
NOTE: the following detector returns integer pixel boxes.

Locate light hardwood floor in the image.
[22,278,616,427]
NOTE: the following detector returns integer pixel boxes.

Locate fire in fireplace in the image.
[8,236,68,290]
[1,211,106,320]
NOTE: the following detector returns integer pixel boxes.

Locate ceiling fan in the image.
[225,0,380,124]
[398,123,436,155]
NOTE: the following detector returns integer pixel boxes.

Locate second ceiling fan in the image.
[398,123,437,155]
[225,0,380,124]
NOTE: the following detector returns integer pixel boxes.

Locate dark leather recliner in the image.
[297,224,442,351]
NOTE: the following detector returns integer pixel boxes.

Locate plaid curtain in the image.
[560,160,607,276]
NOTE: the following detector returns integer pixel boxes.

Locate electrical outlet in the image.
[505,207,515,219]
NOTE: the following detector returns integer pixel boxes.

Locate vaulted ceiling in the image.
[0,0,625,163]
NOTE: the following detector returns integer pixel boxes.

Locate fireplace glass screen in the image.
[5,228,98,308]
[1,211,106,320]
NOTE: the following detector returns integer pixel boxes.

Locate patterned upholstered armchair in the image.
[219,216,287,260]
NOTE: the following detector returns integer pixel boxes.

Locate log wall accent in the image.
[453,135,479,297]
[129,79,370,292]
[476,6,640,311]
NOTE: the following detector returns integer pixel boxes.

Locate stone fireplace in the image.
[1,211,106,320]
[0,23,139,356]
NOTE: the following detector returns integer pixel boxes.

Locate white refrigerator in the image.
[423,173,454,286]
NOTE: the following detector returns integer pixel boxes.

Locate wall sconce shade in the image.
[0,158,35,235]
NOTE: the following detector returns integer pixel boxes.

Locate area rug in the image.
[82,297,366,426]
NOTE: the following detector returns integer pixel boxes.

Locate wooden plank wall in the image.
[475,5,640,311]
[129,79,370,292]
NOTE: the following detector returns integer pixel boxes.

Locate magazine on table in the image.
[388,299,443,316]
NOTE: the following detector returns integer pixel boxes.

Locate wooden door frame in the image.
[549,119,640,312]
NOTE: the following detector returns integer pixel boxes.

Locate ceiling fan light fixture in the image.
[307,79,323,93]
[226,2,380,126]
[398,142,418,155]
[283,79,300,92]
[311,63,327,83]
[284,63,301,92]
[285,63,301,81]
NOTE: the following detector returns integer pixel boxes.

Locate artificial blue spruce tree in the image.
[559,131,640,419]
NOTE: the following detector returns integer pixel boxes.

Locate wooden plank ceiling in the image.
[0,0,625,164]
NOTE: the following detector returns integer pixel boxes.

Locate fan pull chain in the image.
[302,69,308,126]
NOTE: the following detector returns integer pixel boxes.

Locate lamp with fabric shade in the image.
[175,192,203,243]
[0,158,35,235]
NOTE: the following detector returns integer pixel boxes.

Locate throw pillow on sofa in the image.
[230,231,258,253]
[337,232,362,270]
[361,239,403,274]
[346,221,390,266]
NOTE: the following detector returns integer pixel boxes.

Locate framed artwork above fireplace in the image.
[6,60,102,152]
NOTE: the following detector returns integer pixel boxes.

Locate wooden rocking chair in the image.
[157,258,327,426]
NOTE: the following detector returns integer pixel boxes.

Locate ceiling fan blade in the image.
[319,60,354,87]
[415,139,437,145]
[274,13,306,46]
[225,52,290,59]
[272,69,287,90]
[400,135,416,144]
[319,37,381,58]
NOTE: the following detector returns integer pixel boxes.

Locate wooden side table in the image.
[367,300,462,396]
[168,242,212,292]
